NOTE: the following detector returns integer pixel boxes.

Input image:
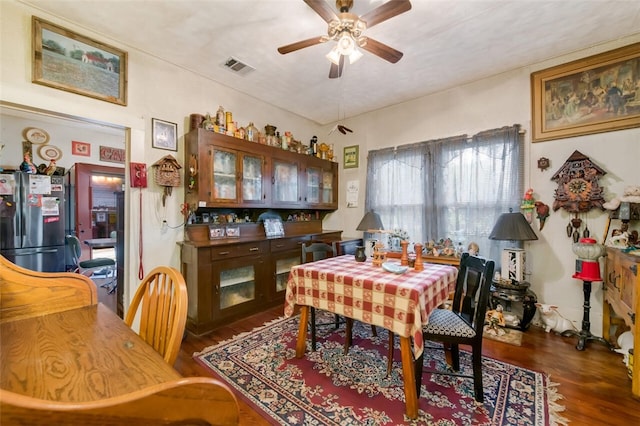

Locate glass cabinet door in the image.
[306,167,321,204]
[219,264,256,310]
[273,160,299,204]
[321,170,334,203]
[241,154,264,203]
[274,254,300,294]
[212,148,237,201]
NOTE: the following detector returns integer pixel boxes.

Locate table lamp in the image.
[356,211,384,258]
[489,209,538,282]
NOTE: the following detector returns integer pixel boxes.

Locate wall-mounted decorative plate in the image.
[38,144,62,161]
[24,127,50,144]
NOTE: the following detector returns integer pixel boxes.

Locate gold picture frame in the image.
[32,16,127,106]
[531,42,640,142]
[344,145,359,169]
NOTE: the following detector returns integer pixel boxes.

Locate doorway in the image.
[69,163,125,315]
[69,163,125,257]
[1,101,129,317]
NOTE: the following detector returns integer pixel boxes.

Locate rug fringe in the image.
[192,315,291,357]
[545,376,569,426]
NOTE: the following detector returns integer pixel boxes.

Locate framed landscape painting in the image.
[531,42,640,142]
[32,16,127,106]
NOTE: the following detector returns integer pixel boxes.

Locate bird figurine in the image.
[534,201,550,230]
[44,159,57,176]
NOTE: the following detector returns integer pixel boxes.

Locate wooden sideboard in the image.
[180,220,344,335]
[603,247,640,398]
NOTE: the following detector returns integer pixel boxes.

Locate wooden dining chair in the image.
[124,266,188,365]
[415,252,495,402]
[301,242,341,351]
[0,254,97,323]
[301,242,378,354]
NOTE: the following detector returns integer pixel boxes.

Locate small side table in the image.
[490,280,537,331]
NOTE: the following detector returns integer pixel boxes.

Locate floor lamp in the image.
[356,211,384,258]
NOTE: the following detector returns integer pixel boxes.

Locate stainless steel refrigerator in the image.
[0,172,66,272]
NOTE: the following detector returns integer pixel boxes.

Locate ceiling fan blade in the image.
[329,55,344,79]
[304,0,339,23]
[360,0,412,28]
[277,36,325,54]
[360,37,403,63]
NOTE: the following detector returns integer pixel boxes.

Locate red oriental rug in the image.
[194,313,567,425]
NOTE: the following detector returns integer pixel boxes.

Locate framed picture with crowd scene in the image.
[531,42,640,142]
[32,16,128,106]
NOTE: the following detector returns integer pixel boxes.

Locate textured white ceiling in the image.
[20,0,640,124]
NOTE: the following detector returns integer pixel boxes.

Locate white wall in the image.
[0,0,323,310]
[322,35,640,334]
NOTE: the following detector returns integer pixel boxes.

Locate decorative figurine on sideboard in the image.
[20,152,37,174]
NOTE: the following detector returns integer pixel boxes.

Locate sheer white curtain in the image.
[365,125,523,261]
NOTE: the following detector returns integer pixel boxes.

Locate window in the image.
[365,125,523,261]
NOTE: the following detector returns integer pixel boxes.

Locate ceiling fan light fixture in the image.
[348,48,363,64]
[337,32,356,55]
[326,47,341,65]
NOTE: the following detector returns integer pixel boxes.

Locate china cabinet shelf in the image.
[185,128,337,210]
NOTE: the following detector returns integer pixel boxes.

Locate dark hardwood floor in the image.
[173,305,640,425]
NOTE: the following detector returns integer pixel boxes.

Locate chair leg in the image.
[343,317,353,355]
[334,314,340,329]
[472,345,484,402]
[371,325,378,337]
[310,307,317,351]
[451,343,460,371]
[386,331,394,376]
[414,350,424,397]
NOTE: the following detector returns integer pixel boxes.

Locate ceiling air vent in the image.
[222,57,255,76]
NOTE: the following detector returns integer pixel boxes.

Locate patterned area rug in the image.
[195,313,566,425]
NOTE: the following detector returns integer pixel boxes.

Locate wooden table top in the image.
[0,303,181,402]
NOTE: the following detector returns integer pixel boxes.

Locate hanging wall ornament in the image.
[551,150,607,214]
[152,154,182,206]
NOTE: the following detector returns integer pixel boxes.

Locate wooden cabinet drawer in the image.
[270,236,308,252]
[211,242,267,260]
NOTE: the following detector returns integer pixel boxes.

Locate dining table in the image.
[284,255,459,419]
[84,237,117,259]
[0,302,239,424]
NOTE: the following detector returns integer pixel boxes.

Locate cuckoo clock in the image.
[551,150,606,240]
[152,155,182,206]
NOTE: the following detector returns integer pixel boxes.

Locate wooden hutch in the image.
[180,129,347,335]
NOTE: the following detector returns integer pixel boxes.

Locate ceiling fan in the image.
[277,0,412,79]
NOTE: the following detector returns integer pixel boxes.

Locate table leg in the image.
[399,336,418,419]
[296,306,309,358]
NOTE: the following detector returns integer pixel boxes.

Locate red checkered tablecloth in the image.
[284,255,458,357]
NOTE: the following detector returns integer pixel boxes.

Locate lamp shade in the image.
[489,210,538,241]
[356,211,384,232]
